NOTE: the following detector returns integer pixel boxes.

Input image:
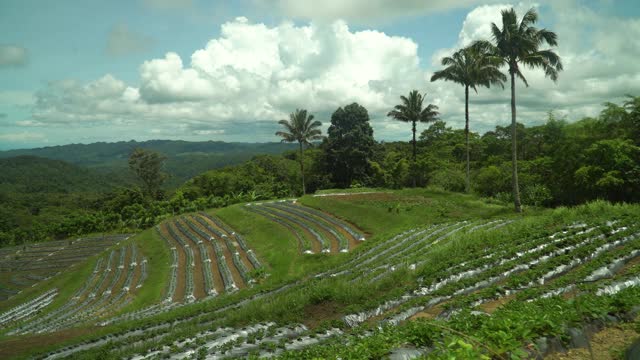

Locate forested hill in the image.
[0,156,126,193]
[0,140,297,187]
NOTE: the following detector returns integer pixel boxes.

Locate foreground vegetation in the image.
[0,189,638,358]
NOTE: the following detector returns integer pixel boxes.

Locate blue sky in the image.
[1,0,639,150]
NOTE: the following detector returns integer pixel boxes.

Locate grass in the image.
[116,228,171,314]
[214,204,344,283]
[300,187,514,247]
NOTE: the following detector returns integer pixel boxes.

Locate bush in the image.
[521,184,552,207]
[429,168,466,192]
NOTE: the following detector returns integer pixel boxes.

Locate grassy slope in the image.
[214,205,343,283]
[301,188,516,246]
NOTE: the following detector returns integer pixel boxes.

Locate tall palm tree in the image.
[275,109,323,195]
[431,45,506,193]
[475,7,562,212]
[387,90,439,186]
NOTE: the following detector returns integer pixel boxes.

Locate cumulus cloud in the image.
[29,17,426,140]
[0,45,28,67]
[258,0,501,23]
[0,90,35,106]
[106,24,153,57]
[0,132,45,142]
[427,2,640,132]
[18,2,640,143]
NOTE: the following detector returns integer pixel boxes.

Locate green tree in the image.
[387,90,439,187]
[575,139,640,202]
[128,148,168,199]
[325,103,376,187]
[431,45,506,192]
[275,109,324,195]
[476,7,562,212]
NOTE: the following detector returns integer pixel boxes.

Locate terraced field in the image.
[0,191,639,359]
[246,200,365,254]
[0,235,129,301]
[157,213,263,303]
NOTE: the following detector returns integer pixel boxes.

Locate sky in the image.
[0,0,639,150]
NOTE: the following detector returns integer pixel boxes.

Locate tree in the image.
[325,103,376,187]
[128,148,168,199]
[431,45,506,192]
[475,7,562,212]
[387,90,439,187]
[275,109,323,195]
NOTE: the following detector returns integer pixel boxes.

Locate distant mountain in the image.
[0,155,128,194]
[0,140,298,187]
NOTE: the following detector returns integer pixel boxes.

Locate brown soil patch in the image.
[174,220,206,299]
[217,237,246,290]
[478,294,516,314]
[410,303,446,321]
[290,204,364,251]
[204,243,224,295]
[0,326,98,359]
[302,300,343,328]
[619,254,640,276]
[545,324,639,360]
[160,224,186,302]
[196,215,229,236]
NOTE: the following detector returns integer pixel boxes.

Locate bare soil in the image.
[545,324,639,360]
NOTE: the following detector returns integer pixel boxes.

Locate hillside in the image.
[0,190,638,359]
[0,156,128,194]
[0,140,298,187]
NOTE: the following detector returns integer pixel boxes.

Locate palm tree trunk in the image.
[465,85,470,193]
[412,120,417,187]
[510,70,522,213]
[299,141,305,195]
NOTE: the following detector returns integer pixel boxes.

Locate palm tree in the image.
[275,109,323,195]
[431,45,506,193]
[387,90,439,186]
[475,7,562,212]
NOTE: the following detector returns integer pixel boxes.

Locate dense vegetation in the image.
[185,95,640,205]
[2,95,636,247]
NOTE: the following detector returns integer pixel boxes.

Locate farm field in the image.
[0,235,130,301]
[0,189,639,359]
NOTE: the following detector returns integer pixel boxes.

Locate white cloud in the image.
[15,120,46,127]
[106,24,153,57]
[427,2,640,133]
[0,132,45,142]
[0,90,35,106]
[0,45,28,67]
[16,2,640,144]
[30,17,425,140]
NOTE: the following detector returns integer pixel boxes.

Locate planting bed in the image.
[156,214,264,304]
[0,234,129,299]
[246,200,365,254]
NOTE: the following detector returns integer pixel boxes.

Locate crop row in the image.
[249,204,330,252]
[265,203,350,252]
[9,243,147,335]
[245,206,313,253]
[343,220,638,327]
[0,288,57,326]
